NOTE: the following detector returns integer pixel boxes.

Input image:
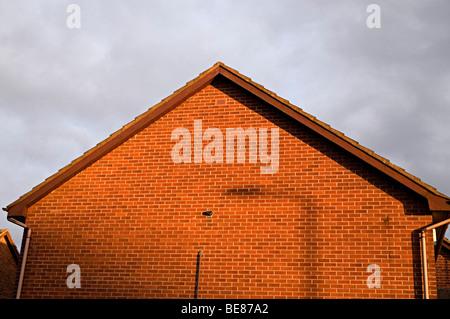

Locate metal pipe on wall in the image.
[194,250,202,299]
[6,216,31,299]
[420,217,450,299]
[420,231,429,299]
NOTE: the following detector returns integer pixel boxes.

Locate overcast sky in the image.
[1,1,449,247]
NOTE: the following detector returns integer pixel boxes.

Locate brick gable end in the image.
[20,77,436,299]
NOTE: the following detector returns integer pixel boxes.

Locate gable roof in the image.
[3,61,450,221]
[442,237,450,252]
[0,229,19,264]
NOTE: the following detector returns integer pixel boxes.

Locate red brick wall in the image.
[22,77,436,298]
[436,246,450,289]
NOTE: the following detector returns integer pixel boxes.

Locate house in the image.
[437,238,450,298]
[3,62,450,299]
[0,229,19,299]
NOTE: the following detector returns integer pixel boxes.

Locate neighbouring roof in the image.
[0,229,19,299]
[0,229,19,264]
[442,238,450,253]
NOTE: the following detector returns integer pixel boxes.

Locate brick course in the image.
[436,240,450,292]
[18,77,436,298]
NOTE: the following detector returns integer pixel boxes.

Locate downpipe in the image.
[194,250,202,299]
[419,217,450,299]
[420,231,429,299]
[6,216,31,299]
